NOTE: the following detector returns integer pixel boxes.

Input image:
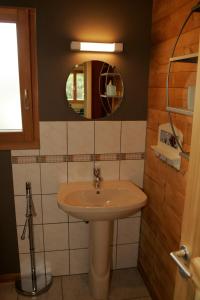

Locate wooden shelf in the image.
[100,73,121,77]
[100,94,123,98]
[170,53,198,63]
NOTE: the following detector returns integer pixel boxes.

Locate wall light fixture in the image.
[70,41,123,53]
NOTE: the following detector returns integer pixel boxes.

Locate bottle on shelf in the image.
[106,80,116,96]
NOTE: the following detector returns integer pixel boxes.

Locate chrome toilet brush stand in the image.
[15,182,52,296]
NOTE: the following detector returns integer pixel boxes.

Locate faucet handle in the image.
[94,167,100,177]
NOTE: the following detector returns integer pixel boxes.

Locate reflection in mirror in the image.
[66,60,124,119]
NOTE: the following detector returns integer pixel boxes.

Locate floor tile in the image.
[62,273,93,300]
[109,268,150,300]
[0,268,150,300]
[17,276,62,300]
[0,282,18,300]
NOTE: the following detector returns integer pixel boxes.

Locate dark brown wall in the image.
[0,0,152,274]
[0,151,19,275]
[37,0,152,121]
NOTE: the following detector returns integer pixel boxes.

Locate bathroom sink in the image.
[58,180,147,299]
[57,181,147,221]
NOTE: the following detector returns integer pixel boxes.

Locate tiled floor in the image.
[0,268,151,300]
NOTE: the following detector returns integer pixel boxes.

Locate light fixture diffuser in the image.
[70,41,123,53]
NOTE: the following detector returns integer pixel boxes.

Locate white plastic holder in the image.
[151,123,183,171]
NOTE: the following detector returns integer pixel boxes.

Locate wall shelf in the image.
[151,144,181,170]
[151,123,183,171]
[100,73,121,76]
[100,94,123,98]
[169,53,198,63]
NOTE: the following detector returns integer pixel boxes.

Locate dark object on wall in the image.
[0,151,19,275]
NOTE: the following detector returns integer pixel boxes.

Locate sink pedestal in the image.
[89,220,113,300]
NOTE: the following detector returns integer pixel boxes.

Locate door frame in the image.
[174,40,200,299]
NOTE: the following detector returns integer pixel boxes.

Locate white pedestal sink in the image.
[57,181,147,300]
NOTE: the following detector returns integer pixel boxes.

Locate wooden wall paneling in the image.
[150,28,200,65]
[139,1,199,299]
[152,0,195,23]
[152,1,200,45]
[147,109,169,130]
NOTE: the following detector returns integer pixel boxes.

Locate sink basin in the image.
[57,180,147,221]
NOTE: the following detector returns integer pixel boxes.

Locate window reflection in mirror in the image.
[66,60,124,119]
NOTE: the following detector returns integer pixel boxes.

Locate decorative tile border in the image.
[11,152,145,164]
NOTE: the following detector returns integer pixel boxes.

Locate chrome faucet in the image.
[94,167,101,189]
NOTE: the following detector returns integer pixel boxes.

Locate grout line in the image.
[116,242,139,246]
[93,120,96,171]
[115,219,119,268]
[69,247,89,251]
[61,274,64,300]
[14,193,42,197]
[67,194,71,275]
[17,215,141,226]
[66,121,69,226]
[119,121,122,180]
[39,160,48,277]
[66,121,69,185]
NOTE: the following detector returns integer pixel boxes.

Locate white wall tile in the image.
[45,250,69,276]
[117,217,141,244]
[12,164,41,195]
[69,222,89,249]
[121,121,147,153]
[11,149,39,156]
[120,160,144,188]
[68,121,94,154]
[40,122,67,155]
[42,194,67,224]
[19,252,45,277]
[19,253,30,277]
[15,195,42,225]
[41,163,67,194]
[94,161,120,181]
[43,223,68,251]
[95,121,121,154]
[70,249,89,274]
[68,162,93,183]
[17,225,44,253]
[116,243,139,269]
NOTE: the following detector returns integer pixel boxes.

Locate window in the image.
[0,7,39,149]
[66,71,85,102]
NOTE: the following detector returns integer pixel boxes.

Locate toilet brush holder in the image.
[15,182,52,296]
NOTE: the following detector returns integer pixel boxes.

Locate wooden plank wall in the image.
[138,1,200,299]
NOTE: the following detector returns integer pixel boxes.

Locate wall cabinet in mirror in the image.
[66,60,124,119]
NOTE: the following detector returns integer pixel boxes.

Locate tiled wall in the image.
[11,120,146,276]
